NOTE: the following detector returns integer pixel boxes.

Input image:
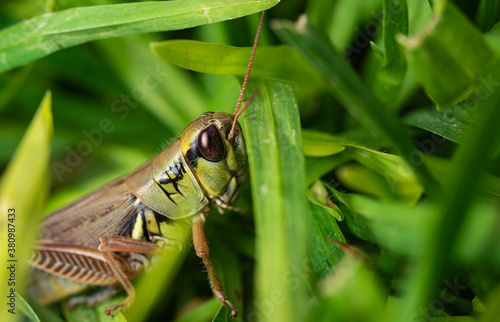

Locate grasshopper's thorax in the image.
[180,112,248,207]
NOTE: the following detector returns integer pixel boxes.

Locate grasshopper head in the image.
[180,112,248,206]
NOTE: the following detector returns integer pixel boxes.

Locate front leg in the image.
[192,213,238,317]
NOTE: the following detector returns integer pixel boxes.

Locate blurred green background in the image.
[1,0,500,321]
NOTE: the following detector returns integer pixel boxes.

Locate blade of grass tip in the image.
[0,91,52,322]
[243,80,309,322]
[398,63,500,320]
[0,0,279,73]
[18,293,40,322]
[271,16,439,198]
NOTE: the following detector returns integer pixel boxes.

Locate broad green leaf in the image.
[373,0,408,109]
[244,80,310,322]
[0,91,52,322]
[398,3,498,109]
[272,16,438,197]
[151,41,323,97]
[0,0,279,73]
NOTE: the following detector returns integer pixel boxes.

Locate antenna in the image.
[228,11,265,141]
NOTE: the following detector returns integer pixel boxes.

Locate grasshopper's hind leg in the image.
[98,236,161,315]
[192,213,238,317]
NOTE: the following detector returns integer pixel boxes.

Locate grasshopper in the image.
[29,11,265,318]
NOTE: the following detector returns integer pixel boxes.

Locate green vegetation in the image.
[1,0,500,321]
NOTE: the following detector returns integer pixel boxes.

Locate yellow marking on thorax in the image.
[131,211,145,240]
[144,208,160,236]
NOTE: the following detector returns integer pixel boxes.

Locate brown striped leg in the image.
[192,214,237,317]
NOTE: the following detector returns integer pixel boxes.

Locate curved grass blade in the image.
[243,80,309,322]
[308,198,346,278]
[18,293,40,322]
[403,106,474,144]
[0,0,279,73]
[302,129,423,202]
[0,91,52,322]
[151,41,323,97]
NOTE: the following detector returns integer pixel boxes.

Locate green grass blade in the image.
[398,3,498,109]
[174,298,220,322]
[373,0,408,108]
[272,17,438,197]
[308,197,346,278]
[18,293,40,322]
[399,63,500,320]
[243,80,309,322]
[302,129,423,202]
[151,41,323,97]
[0,0,279,73]
[475,0,500,32]
[0,91,52,322]
[403,106,474,144]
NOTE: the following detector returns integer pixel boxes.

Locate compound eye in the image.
[198,124,225,161]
